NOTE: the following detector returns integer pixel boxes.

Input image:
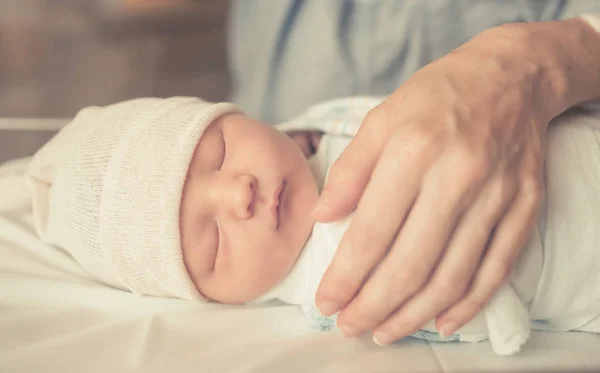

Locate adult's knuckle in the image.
[519,174,543,212]
[328,156,355,182]
[462,295,487,314]
[340,289,391,328]
[389,267,427,295]
[322,275,358,303]
[386,314,423,335]
[362,107,393,136]
[341,223,382,258]
[361,285,393,312]
[458,148,493,186]
[362,107,383,126]
[499,173,519,200]
[486,258,511,287]
[486,179,508,211]
[341,305,371,327]
[408,125,443,154]
[431,279,465,304]
[482,176,516,218]
[323,255,365,295]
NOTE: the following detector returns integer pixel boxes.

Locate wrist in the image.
[485,19,600,120]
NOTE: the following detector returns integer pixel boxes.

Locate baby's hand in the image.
[288,131,323,158]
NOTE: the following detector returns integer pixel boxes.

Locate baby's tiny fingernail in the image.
[439,322,458,337]
[317,300,339,316]
[373,332,394,346]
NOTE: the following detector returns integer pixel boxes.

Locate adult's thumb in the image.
[311,112,386,222]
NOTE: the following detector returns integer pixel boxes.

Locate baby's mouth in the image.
[272,179,286,229]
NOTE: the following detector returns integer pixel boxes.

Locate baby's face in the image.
[180,113,319,304]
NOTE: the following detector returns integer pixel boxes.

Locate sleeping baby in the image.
[23,97,600,356]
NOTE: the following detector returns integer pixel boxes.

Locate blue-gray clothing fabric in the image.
[228,0,600,124]
[302,303,461,342]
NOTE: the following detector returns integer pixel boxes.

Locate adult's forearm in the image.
[518,17,600,117]
[463,16,600,122]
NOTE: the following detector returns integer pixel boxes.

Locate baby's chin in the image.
[244,218,315,304]
[202,235,309,305]
[217,226,312,305]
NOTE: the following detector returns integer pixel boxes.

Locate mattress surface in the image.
[1,159,600,373]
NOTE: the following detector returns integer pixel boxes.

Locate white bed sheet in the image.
[1,162,600,373]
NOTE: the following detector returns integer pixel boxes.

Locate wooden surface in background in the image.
[0,0,230,118]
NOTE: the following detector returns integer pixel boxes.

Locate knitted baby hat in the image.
[28,97,240,300]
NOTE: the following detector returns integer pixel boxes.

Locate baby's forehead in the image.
[188,118,224,168]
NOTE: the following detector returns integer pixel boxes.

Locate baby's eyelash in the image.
[218,129,226,170]
[212,220,221,267]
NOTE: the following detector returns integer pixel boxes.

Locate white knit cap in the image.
[29,97,240,300]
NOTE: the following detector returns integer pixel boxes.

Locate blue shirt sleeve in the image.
[227,0,600,124]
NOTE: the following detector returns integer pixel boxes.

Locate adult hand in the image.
[313,19,600,344]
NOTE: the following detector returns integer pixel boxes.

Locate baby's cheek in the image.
[223,244,275,298]
[247,241,292,293]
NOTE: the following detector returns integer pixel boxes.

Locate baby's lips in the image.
[270,179,285,228]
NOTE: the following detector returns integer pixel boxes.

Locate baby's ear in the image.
[288,131,322,158]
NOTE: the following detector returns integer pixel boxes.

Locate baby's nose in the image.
[224,174,257,219]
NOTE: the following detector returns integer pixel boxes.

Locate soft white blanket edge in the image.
[1,155,600,373]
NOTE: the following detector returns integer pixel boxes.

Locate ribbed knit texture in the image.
[28,97,240,300]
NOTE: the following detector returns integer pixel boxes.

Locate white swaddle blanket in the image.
[255,213,531,355]
[254,97,600,355]
[1,98,599,356]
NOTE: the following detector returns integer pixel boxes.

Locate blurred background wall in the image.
[0,0,230,161]
[0,0,230,118]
